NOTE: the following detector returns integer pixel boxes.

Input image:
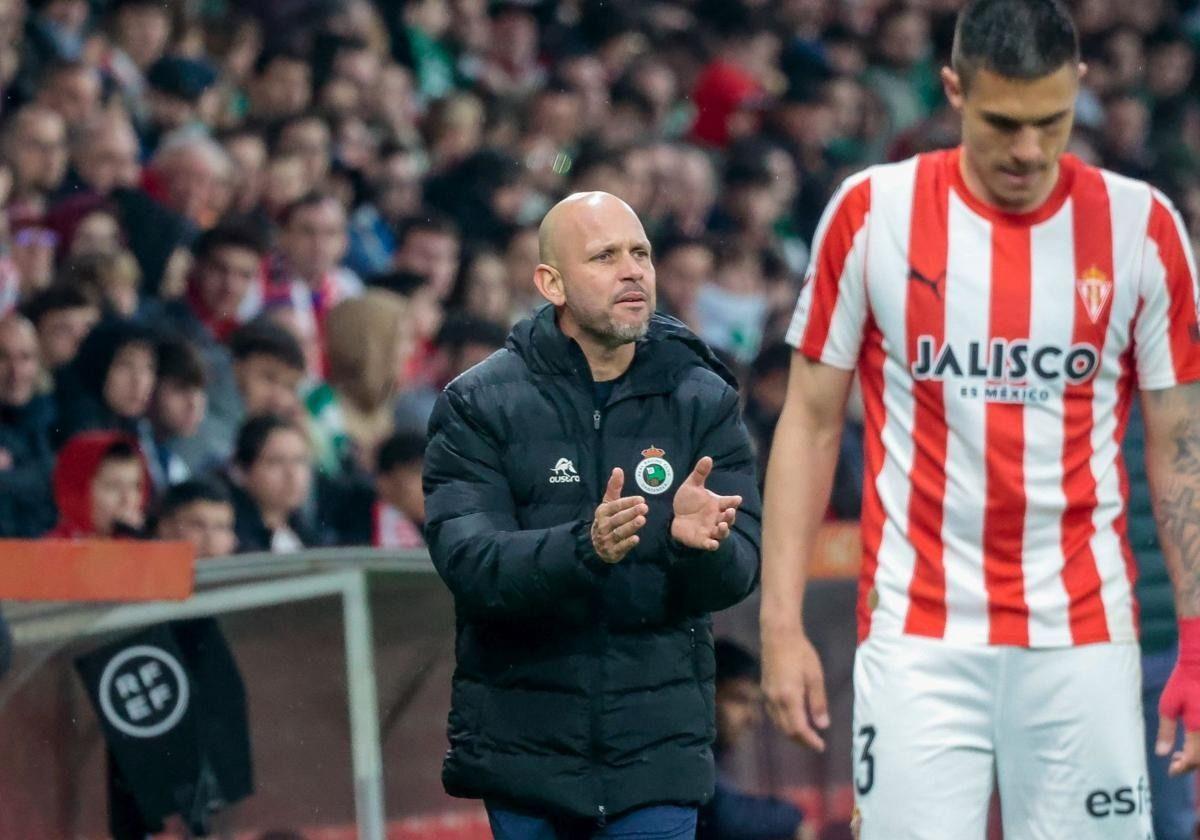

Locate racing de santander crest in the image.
[635,446,674,495]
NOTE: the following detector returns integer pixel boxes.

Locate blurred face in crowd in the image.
[222,132,268,211]
[90,455,144,535]
[395,227,460,301]
[404,0,450,38]
[236,354,303,420]
[114,4,171,70]
[159,146,233,228]
[657,243,712,320]
[158,499,237,558]
[153,379,206,438]
[39,65,101,124]
[74,116,141,194]
[245,427,311,519]
[877,10,929,70]
[37,303,99,369]
[374,152,423,221]
[197,244,261,317]
[9,107,67,195]
[70,211,122,258]
[0,316,40,408]
[104,342,156,419]
[944,62,1080,212]
[263,155,307,215]
[255,57,312,118]
[461,252,511,324]
[377,462,425,524]
[715,676,762,751]
[277,117,331,188]
[536,192,656,349]
[281,198,348,283]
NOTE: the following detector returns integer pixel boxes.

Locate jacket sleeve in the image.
[423,386,606,623]
[668,383,762,614]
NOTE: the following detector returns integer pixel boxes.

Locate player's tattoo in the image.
[1148,384,1200,616]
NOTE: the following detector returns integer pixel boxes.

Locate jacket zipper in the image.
[590,401,607,823]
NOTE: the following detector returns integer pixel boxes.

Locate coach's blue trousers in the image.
[485,802,697,840]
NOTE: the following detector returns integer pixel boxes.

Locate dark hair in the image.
[228,319,306,371]
[278,190,341,227]
[715,638,760,684]
[434,313,507,353]
[235,414,304,468]
[158,477,232,519]
[395,213,460,250]
[268,111,330,156]
[750,340,793,379]
[951,0,1079,89]
[192,223,269,263]
[156,335,207,389]
[20,283,98,325]
[72,318,158,399]
[253,47,308,77]
[377,430,426,474]
[103,439,142,463]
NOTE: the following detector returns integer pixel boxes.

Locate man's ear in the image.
[533,263,566,306]
[941,65,965,111]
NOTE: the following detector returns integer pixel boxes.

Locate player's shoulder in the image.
[1068,155,1160,214]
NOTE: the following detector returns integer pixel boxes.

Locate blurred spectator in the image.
[56,250,142,319]
[19,283,100,373]
[328,428,426,548]
[0,313,57,537]
[35,59,103,125]
[656,235,712,330]
[68,113,143,196]
[391,213,460,302]
[146,131,234,229]
[154,477,237,558]
[345,143,425,277]
[446,247,512,327]
[228,414,316,553]
[306,289,410,477]
[55,318,158,446]
[694,243,769,365]
[48,431,150,538]
[743,340,790,480]
[862,6,940,142]
[258,192,362,373]
[180,318,306,473]
[143,56,221,152]
[145,335,208,492]
[392,0,456,101]
[249,49,313,122]
[689,18,778,149]
[696,639,809,840]
[4,104,68,220]
[104,0,174,117]
[272,112,333,192]
[393,312,505,434]
[218,125,269,217]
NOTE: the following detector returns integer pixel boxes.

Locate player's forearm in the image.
[760,402,843,631]
[1144,384,1200,618]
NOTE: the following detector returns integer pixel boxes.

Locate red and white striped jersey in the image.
[787,148,1200,648]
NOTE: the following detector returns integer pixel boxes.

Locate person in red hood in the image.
[49,431,151,538]
[688,20,780,148]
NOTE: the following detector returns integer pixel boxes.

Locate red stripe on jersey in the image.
[1061,166,1114,644]
[983,225,1031,645]
[903,152,951,638]
[799,179,872,360]
[1147,196,1200,383]
[1113,346,1140,635]
[857,316,888,643]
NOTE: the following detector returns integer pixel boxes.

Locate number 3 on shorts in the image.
[855,725,876,795]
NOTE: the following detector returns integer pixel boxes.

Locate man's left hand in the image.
[670,456,742,551]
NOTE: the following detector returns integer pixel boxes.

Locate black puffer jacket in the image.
[424,305,761,820]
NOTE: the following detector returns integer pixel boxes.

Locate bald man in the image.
[424,192,762,839]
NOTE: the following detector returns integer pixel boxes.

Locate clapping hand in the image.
[670,456,742,550]
[591,468,648,564]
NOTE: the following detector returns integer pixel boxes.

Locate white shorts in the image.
[852,634,1152,840]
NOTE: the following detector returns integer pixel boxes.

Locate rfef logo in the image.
[97,645,190,738]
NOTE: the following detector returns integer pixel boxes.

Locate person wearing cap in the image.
[142,55,220,154]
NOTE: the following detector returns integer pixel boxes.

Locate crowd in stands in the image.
[0,0,1197,555]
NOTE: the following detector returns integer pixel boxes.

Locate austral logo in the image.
[549,458,581,483]
[912,336,1101,404]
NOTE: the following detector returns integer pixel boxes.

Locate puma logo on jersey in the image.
[549,458,580,483]
[908,266,944,301]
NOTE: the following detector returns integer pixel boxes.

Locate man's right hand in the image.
[591,468,648,564]
[762,624,829,751]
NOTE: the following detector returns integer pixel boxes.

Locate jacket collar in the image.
[507,303,738,396]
